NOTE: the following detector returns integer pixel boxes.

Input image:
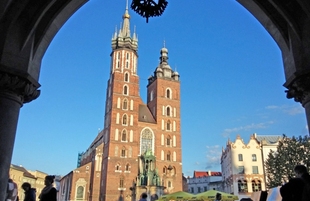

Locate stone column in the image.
[285,74,310,135]
[0,72,40,201]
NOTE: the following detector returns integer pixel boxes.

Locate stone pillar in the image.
[285,74,310,135]
[0,72,40,201]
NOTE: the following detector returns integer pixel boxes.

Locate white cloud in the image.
[221,121,274,137]
[205,145,222,170]
[265,104,304,115]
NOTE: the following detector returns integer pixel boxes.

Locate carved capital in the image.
[285,74,310,105]
[0,72,40,103]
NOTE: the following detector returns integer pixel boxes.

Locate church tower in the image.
[100,2,182,200]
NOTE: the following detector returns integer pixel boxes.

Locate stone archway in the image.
[1,0,310,199]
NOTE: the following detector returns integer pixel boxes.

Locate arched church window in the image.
[117,52,120,59]
[124,73,129,82]
[126,61,129,68]
[116,163,120,171]
[123,85,128,95]
[119,176,124,188]
[167,151,171,161]
[140,128,153,154]
[123,99,128,110]
[76,186,84,200]
[166,88,171,99]
[166,135,171,146]
[121,147,126,157]
[166,107,171,116]
[125,163,130,171]
[167,120,171,131]
[122,114,127,125]
[117,61,120,68]
[121,130,127,142]
[126,52,129,59]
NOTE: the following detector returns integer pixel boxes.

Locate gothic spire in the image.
[121,0,131,37]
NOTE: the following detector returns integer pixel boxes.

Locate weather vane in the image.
[131,0,168,23]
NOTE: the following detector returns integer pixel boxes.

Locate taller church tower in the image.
[100,2,182,201]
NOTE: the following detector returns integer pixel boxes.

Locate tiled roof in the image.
[193,171,222,178]
[138,104,156,123]
[255,135,282,144]
[11,164,36,179]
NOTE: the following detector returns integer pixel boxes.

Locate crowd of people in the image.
[6,175,57,201]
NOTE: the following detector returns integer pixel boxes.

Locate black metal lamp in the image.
[131,0,168,23]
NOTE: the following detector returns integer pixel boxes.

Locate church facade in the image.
[59,4,182,201]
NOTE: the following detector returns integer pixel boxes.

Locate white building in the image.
[187,171,222,194]
[221,134,281,199]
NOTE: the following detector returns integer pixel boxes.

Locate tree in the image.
[265,135,310,189]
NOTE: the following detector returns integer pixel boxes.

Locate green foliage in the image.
[265,135,310,189]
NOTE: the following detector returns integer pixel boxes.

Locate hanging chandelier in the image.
[131,0,168,23]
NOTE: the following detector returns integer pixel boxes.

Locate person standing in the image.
[6,178,18,201]
[139,193,147,201]
[39,175,57,201]
[21,182,36,201]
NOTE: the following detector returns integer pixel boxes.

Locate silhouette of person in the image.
[21,182,36,201]
[139,193,147,201]
[39,175,57,201]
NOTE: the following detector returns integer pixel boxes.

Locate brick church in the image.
[59,3,183,201]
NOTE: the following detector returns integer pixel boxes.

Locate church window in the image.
[238,154,243,161]
[126,52,129,59]
[124,73,129,82]
[126,61,129,68]
[167,120,171,131]
[76,186,84,200]
[168,181,172,188]
[163,166,167,173]
[252,180,261,192]
[121,147,126,157]
[122,114,127,125]
[238,180,248,193]
[116,163,120,171]
[117,61,120,68]
[166,135,171,146]
[119,177,124,188]
[140,128,153,154]
[166,88,172,99]
[123,85,128,95]
[252,154,257,161]
[167,151,171,161]
[166,107,171,116]
[117,52,120,59]
[125,163,130,171]
[123,99,128,110]
[121,130,127,142]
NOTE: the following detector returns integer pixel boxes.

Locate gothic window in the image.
[141,129,153,154]
[121,147,126,157]
[166,107,171,116]
[120,176,124,188]
[252,180,261,192]
[116,163,120,171]
[123,85,128,95]
[238,154,243,161]
[167,151,171,161]
[168,181,172,188]
[122,114,127,125]
[167,120,171,131]
[166,135,171,146]
[238,180,248,193]
[252,154,257,161]
[126,52,129,59]
[117,61,120,68]
[126,61,129,68]
[123,99,128,110]
[125,163,130,171]
[124,73,129,82]
[166,88,171,99]
[76,186,84,200]
[121,130,127,142]
[117,52,120,59]
[163,166,167,174]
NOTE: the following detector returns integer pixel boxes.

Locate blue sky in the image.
[12,0,308,177]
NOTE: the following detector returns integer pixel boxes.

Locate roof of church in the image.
[193,171,222,177]
[255,134,282,144]
[138,104,156,123]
